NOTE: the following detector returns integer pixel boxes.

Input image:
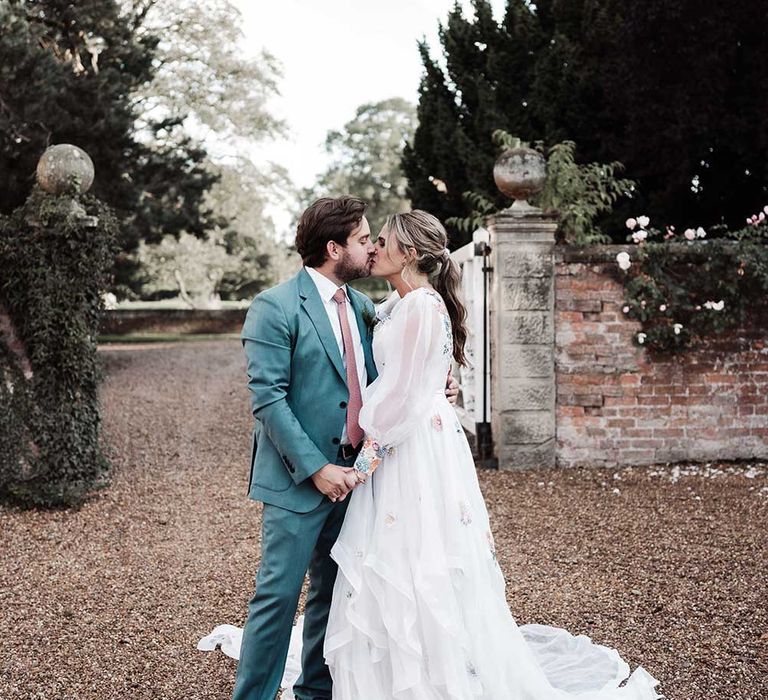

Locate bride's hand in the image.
[337,470,362,501]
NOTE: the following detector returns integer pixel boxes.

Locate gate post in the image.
[487,147,558,469]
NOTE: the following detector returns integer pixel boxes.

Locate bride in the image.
[323,210,662,699]
[200,210,663,699]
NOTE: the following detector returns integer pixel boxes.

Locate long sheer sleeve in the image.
[354,290,451,476]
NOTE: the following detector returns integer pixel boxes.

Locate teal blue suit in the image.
[232,267,377,700]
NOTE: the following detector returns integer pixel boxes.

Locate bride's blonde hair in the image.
[384,210,468,366]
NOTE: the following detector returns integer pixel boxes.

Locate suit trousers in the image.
[231,449,356,700]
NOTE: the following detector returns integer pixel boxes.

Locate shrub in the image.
[615,211,768,353]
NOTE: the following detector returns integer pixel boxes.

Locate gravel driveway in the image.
[0,339,765,699]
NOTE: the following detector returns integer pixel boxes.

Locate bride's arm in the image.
[354,291,449,477]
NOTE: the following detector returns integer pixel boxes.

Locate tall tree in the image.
[206,157,298,300]
[405,0,768,245]
[593,0,768,229]
[0,0,216,264]
[126,0,294,299]
[401,43,466,234]
[304,98,417,236]
[403,0,545,244]
[129,0,285,154]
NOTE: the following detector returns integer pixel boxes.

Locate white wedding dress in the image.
[199,288,662,699]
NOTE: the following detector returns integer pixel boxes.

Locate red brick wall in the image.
[555,248,768,468]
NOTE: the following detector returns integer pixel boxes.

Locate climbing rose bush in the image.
[615,210,768,353]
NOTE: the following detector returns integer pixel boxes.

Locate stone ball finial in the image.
[493,146,547,212]
[36,144,95,195]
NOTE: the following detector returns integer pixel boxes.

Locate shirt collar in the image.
[305,266,347,303]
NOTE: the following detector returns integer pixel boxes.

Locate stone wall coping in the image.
[555,241,739,264]
[104,308,247,319]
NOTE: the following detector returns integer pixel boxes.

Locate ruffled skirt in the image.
[324,396,662,700]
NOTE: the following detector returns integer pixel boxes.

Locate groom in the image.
[233,196,457,700]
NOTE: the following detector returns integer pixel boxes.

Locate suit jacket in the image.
[241,267,377,513]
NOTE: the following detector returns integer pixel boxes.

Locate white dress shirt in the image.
[305,266,368,444]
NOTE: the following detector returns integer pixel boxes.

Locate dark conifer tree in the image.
[403,0,549,245]
[595,0,768,229]
[404,0,768,243]
[0,0,217,284]
[402,42,466,236]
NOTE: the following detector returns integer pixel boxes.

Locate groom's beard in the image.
[334,256,373,283]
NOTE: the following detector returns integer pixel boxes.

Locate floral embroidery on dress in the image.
[421,289,453,357]
[441,312,452,356]
[371,292,400,335]
[423,290,449,313]
[373,312,393,334]
[486,530,497,561]
[431,414,443,431]
[459,501,472,525]
[384,513,396,527]
[466,660,479,678]
[377,289,452,358]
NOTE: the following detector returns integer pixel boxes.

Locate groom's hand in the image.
[311,464,357,502]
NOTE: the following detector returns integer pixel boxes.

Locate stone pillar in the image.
[0,145,96,381]
[488,209,558,469]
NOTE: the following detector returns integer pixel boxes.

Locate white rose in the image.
[713,300,724,311]
[622,305,630,313]
[637,215,650,228]
[616,251,631,271]
[637,332,647,344]
[625,217,637,230]
[684,228,696,240]
[103,292,118,310]
[673,323,683,335]
[696,226,707,238]
[659,304,667,311]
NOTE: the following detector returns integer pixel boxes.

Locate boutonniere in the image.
[361,307,379,335]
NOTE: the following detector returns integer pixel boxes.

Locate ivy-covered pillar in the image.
[0,144,117,507]
[487,147,558,469]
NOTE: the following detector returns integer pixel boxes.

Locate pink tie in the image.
[332,289,364,448]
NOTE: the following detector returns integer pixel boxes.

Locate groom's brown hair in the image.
[296,196,367,268]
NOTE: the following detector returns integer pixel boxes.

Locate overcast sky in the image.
[233,0,505,199]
